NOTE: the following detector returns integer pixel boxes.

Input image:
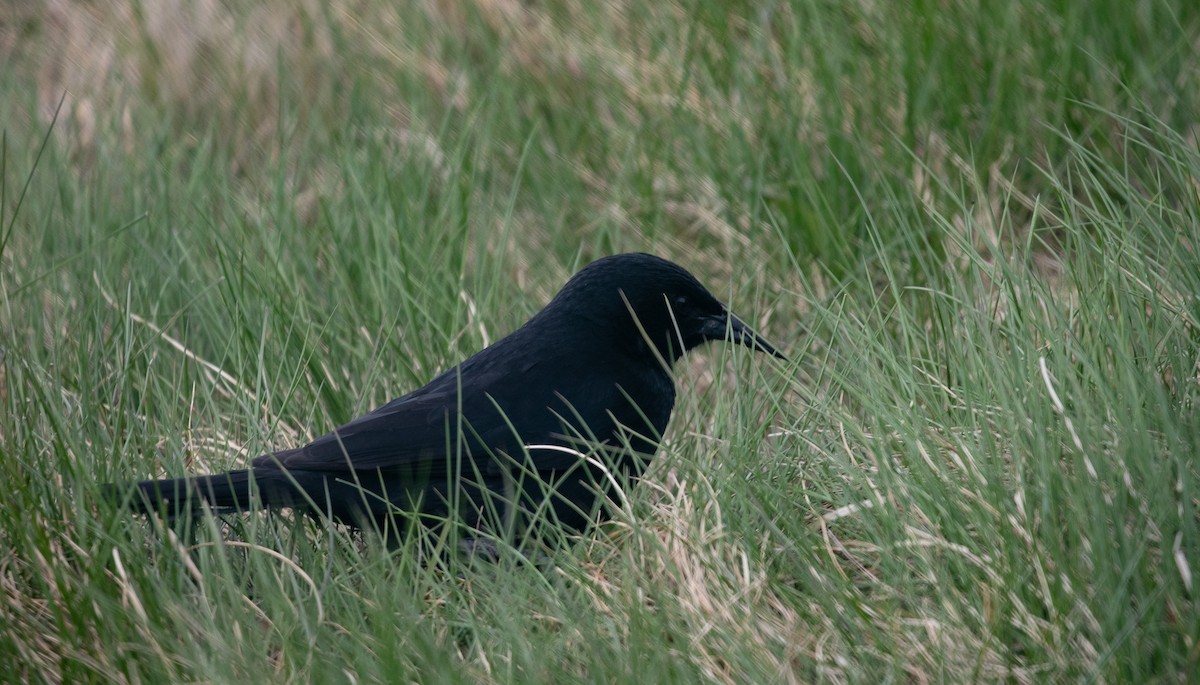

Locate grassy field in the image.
[2,1,1199,682]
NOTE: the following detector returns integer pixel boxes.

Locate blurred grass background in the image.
[1,1,1199,682]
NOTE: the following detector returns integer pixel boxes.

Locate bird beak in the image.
[703,310,786,360]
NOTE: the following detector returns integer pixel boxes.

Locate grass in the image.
[2,0,1198,682]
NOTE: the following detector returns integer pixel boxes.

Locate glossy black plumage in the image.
[112,253,782,543]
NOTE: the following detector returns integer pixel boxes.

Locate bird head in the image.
[547,253,784,366]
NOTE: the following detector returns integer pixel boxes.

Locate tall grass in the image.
[1,1,1198,682]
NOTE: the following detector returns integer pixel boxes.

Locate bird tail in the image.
[105,470,260,519]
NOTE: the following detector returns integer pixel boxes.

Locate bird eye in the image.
[674,295,688,307]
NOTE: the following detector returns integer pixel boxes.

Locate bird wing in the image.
[254,352,570,474]
[253,344,672,475]
[255,383,471,473]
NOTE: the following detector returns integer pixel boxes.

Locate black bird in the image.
[112,253,782,546]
